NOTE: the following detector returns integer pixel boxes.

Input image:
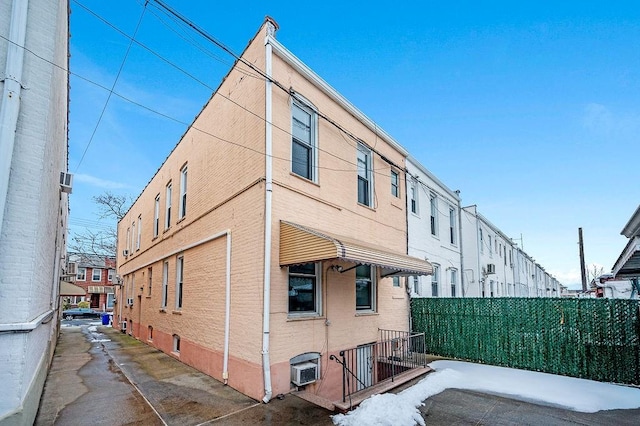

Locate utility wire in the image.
[74,2,148,172]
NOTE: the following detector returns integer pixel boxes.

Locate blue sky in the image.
[68,1,640,289]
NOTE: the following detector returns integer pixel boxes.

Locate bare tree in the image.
[68,191,131,260]
[587,263,605,286]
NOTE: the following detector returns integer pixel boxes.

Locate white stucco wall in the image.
[0,0,69,423]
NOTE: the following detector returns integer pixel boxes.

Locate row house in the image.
[67,254,116,311]
[460,205,560,298]
[0,0,70,423]
[406,156,462,298]
[115,18,432,406]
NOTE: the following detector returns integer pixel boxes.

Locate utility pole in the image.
[578,227,587,292]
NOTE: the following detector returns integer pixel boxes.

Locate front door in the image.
[356,343,374,391]
[90,293,100,309]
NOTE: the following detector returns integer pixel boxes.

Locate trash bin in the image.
[101,313,110,325]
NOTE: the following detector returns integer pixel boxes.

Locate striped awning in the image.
[88,286,115,294]
[60,281,86,296]
[280,221,432,276]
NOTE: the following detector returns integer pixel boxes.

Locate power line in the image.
[74,2,148,172]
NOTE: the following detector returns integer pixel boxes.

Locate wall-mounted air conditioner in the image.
[487,264,496,274]
[60,172,73,193]
[291,362,318,386]
[126,298,134,306]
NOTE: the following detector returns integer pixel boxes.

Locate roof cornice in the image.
[621,205,640,238]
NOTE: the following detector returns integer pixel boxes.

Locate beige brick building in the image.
[115,18,431,404]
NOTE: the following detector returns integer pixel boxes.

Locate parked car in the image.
[62,308,102,320]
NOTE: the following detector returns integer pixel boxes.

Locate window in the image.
[504,246,507,266]
[392,276,401,287]
[173,334,180,353]
[136,215,142,251]
[165,182,172,230]
[488,235,493,257]
[131,221,135,253]
[106,293,115,309]
[479,228,484,253]
[430,194,438,236]
[450,269,458,297]
[148,326,153,341]
[76,267,86,281]
[410,179,418,214]
[126,228,130,254]
[175,255,184,310]
[179,165,187,219]
[147,267,153,296]
[108,269,114,283]
[288,263,320,315]
[291,101,316,181]
[153,194,160,238]
[357,144,373,207]
[432,265,439,297]
[161,261,168,308]
[412,276,420,295]
[449,206,457,245]
[92,268,102,282]
[355,265,375,311]
[390,170,399,198]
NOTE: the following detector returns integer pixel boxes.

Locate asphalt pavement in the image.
[35,321,640,425]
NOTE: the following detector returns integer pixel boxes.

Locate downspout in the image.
[456,193,464,296]
[222,231,231,384]
[261,21,276,404]
[0,0,29,234]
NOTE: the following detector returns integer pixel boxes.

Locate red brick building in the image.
[67,254,116,311]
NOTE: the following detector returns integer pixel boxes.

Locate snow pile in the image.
[331,360,640,426]
[332,368,462,426]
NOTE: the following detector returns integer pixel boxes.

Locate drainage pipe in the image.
[222,231,232,384]
[0,0,29,233]
[261,21,276,404]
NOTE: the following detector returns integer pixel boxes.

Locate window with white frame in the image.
[488,235,493,257]
[390,170,400,198]
[77,267,86,281]
[355,265,376,311]
[173,334,180,353]
[175,255,184,310]
[165,182,172,230]
[108,269,115,283]
[131,221,135,253]
[92,268,102,282]
[161,261,168,308]
[410,179,418,214]
[291,101,317,181]
[136,215,142,251]
[479,228,484,253]
[412,276,420,295]
[430,194,438,236]
[450,269,458,297]
[179,165,187,219]
[126,228,130,254]
[357,144,373,207]
[153,194,160,238]
[392,276,401,287]
[106,293,115,309]
[432,265,439,297]
[288,263,321,315]
[449,206,457,245]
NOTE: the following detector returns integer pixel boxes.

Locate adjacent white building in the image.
[406,156,462,298]
[0,0,70,423]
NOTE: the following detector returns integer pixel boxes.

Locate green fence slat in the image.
[411,297,640,385]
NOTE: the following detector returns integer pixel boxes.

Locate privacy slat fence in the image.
[411,297,640,385]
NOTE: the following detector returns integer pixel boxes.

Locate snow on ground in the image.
[332,360,640,426]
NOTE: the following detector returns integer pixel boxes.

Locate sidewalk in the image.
[35,323,334,425]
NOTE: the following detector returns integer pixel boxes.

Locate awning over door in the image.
[60,281,86,296]
[613,236,640,278]
[280,221,433,276]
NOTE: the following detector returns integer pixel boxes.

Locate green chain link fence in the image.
[411,297,640,385]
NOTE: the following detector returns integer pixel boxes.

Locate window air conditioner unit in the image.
[67,262,77,275]
[126,298,134,306]
[123,250,129,257]
[60,172,73,193]
[487,264,496,274]
[291,362,318,386]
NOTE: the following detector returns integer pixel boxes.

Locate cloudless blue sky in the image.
[68,0,640,288]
